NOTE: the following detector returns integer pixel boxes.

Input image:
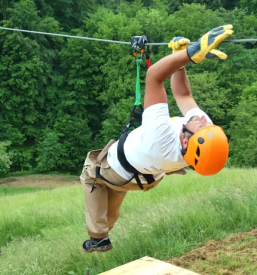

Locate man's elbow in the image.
[146,65,162,84]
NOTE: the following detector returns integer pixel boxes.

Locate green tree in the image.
[0,0,64,171]
[240,0,257,14]
[164,4,223,41]
[52,115,93,171]
[228,95,257,167]
[164,0,240,13]
[11,148,34,171]
[186,72,229,125]
[36,130,66,172]
[100,97,137,143]
[41,0,96,31]
[0,141,12,176]
[59,35,102,132]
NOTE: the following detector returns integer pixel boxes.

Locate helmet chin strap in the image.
[181,147,187,157]
[181,125,195,157]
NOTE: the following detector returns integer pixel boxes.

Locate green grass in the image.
[0,187,49,196]
[1,168,257,274]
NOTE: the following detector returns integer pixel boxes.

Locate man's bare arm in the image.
[170,69,199,116]
[144,50,190,109]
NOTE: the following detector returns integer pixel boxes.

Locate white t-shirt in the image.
[107,103,212,183]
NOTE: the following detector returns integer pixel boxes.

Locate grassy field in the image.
[1,168,257,275]
[0,187,48,196]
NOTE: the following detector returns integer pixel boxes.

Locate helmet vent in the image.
[198,137,204,144]
[195,159,198,166]
[196,146,200,157]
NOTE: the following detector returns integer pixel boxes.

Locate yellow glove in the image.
[168,36,190,53]
[187,25,233,64]
[168,36,190,69]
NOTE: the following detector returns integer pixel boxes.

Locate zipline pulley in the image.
[131,35,150,61]
[131,35,147,59]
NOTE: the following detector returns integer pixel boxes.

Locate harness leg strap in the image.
[90,166,100,193]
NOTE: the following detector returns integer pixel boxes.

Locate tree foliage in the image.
[0,141,12,176]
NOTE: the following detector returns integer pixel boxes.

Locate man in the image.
[80,25,232,253]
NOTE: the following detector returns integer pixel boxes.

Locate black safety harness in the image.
[117,35,155,190]
[91,35,153,192]
[117,107,155,190]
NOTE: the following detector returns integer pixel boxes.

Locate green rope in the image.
[134,59,143,105]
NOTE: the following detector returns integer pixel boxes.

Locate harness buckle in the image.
[122,123,130,134]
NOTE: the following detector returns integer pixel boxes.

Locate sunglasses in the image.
[182,125,195,136]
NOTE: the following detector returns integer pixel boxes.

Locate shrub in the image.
[0,141,12,177]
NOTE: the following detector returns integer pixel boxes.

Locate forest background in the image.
[0,0,257,176]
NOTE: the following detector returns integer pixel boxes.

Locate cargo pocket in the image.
[79,145,108,186]
[80,153,97,185]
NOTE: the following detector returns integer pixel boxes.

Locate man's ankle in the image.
[91,237,109,241]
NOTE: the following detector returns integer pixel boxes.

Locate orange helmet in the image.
[183,125,229,176]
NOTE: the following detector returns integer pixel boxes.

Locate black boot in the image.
[82,237,113,253]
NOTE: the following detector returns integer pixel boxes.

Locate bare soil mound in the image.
[168,229,257,274]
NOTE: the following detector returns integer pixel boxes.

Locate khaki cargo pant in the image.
[79,139,163,239]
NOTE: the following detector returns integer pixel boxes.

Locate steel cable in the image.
[0,27,257,45]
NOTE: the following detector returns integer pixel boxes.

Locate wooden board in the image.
[98,256,200,275]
